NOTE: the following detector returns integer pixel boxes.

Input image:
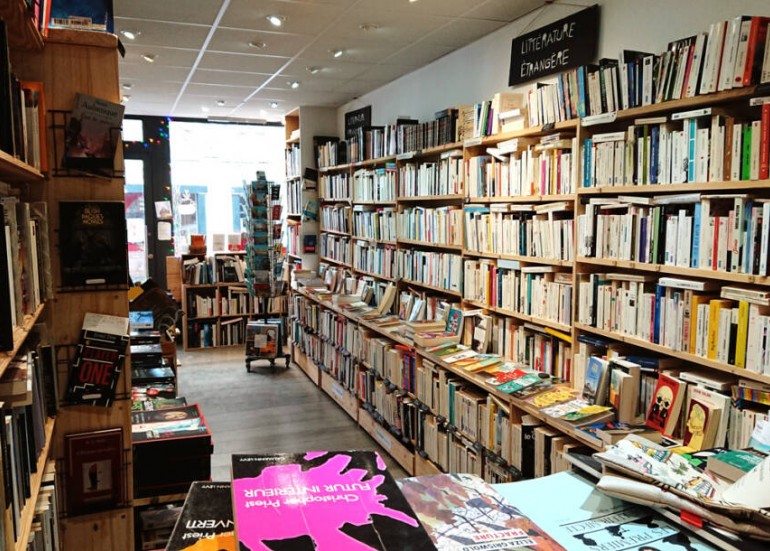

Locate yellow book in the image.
[544,326,572,344]
[706,299,732,360]
[689,294,713,354]
[735,301,750,368]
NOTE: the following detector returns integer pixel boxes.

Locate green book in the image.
[741,124,752,181]
[706,449,766,482]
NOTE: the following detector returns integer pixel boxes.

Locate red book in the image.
[743,17,770,86]
[760,102,770,180]
[645,373,686,436]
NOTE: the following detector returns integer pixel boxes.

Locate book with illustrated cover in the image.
[166,481,236,551]
[64,428,125,515]
[495,471,716,550]
[398,473,564,550]
[231,450,434,550]
[645,373,686,435]
[49,0,115,32]
[59,201,129,288]
[65,312,129,407]
[63,93,123,174]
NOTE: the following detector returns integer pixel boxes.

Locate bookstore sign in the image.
[508,4,599,86]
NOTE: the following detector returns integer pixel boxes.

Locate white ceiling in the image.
[115,0,545,122]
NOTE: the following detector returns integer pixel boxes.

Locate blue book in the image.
[49,0,114,33]
[687,118,697,182]
[628,63,636,108]
[639,217,648,263]
[576,66,587,118]
[582,138,593,187]
[650,125,659,184]
[653,284,664,344]
[743,199,753,274]
[691,201,702,268]
[582,356,608,405]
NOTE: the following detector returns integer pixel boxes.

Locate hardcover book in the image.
[230,450,434,550]
[398,473,564,550]
[167,481,236,551]
[64,427,125,515]
[65,312,129,407]
[59,201,129,288]
[63,92,123,174]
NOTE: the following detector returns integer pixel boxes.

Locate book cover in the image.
[65,312,129,407]
[682,397,721,451]
[49,0,114,32]
[398,473,564,550]
[645,374,685,435]
[63,92,124,174]
[706,449,767,482]
[445,307,464,335]
[64,427,125,515]
[59,201,129,288]
[231,451,434,550]
[167,481,236,551]
[131,403,210,443]
[581,356,609,405]
[495,471,715,550]
[245,321,280,358]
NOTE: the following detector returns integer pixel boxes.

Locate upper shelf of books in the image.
[0,150,44,183]
[0,0,44,51]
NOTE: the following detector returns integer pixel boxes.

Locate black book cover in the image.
[63,92,124,175]
[59,201,129,288]
[166,481,235,551]
[65,313,129,407]
[0,21,14,156]
[131,403,210,443]
[0,203,14,350]
[231,451,435,550]
[131,366,175,385]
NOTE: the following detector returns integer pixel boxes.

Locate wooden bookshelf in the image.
[577,179,770,195]
[398,194,465,202]
[320,227,350,238]
[396,238,463,251]
[463,250,574,267]
[400,279,462,297]
[0,0,43,51]
[464,299,572,334]
[0,149,45,182]
[0,302,45,378]
[15,418,55,551]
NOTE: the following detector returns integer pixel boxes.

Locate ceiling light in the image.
[269,101,279,108]
[289,81,300,89]
[141,53,156,63]
[248,40,266,49]
[359,23,379,31]
[331,49,344,58]
[266,15,285,27]
[306,66,321,74]
[120,30,141,40]
[217,100,226,107]
[122,83,132,90]
[201,106,210,113]
[121,95,130,103]
[260,109,268,116]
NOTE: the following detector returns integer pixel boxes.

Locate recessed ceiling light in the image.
[269,101,279,108]
[217,100,226,106]
[122,83,133,90]
[248,40,266,49]
[201,106,210,113]
[306,66,321,74]
[266,15,285,27]
[120,30,141,40]
[260,109,268,116]
[359,23,379,31]
[331,49,344,58]
[141,53,156,63]
[409,0,419,3]
[121,95,130,103]
[289,81,300,89]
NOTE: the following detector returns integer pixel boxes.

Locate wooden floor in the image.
[176,347,408,481]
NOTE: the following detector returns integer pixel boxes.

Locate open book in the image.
[594,435,770,538]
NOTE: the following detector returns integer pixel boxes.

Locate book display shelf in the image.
[287,18,770,546]
[6,3,134,549]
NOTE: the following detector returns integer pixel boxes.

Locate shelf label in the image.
[396,151,418,160]
[441,149,464,159]
[374,427,393,449]
[749,96,770,106]
[581,112,617,127]
[464,137,483,147]
[331,383,344,399]
[671,107,711,120]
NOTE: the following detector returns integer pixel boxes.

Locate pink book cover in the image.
[231,451,434,550]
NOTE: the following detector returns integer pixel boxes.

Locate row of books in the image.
[466,136,578,198]
[352,206,396,242]
[320,203,350,234]
[578,273,770,375]
[397,206,463,247]
[458,92,526,139]
[352,240,397,279]
[396,249,463,293]
[464,203,575,261]
[352,166,397,203]
[0,197,51,350]
[318,171,350,201]
[396,109,458,152]
[286,220,316,258]
[580,194,770,276]
[285,142,301,179]
[319,234,352,266]
[286,178,302,215]
[464,260,573,327]
[398,154,463,197]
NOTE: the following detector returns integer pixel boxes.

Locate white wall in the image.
[337,0,770,128]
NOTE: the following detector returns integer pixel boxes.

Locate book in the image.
[63,92,124,175]
[682,395,722,450]
[65,312,129,407]
[166,481,236,551]
[495,471,715,550]
[582,356,610,406]
[230,451,434,550]
[63,428,125,515]
[59,201,129,288]
[645,373,685,436]
[49,0,115,33]
[706,449,767,482]
[397,473,563,550]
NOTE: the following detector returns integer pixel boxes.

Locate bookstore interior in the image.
[7,0,770,549]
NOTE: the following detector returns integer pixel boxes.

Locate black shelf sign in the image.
[344,105,371,140]
[508,4,599,86]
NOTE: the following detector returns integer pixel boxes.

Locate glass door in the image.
[125,158,148,283]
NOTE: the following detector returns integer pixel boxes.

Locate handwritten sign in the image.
[344,105,371,140]
[508,4,599,86]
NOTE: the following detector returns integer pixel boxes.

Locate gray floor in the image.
[176,347,408,481]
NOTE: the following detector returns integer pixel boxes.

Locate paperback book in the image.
[65,312,129,407]
[166,481,236,551]
[230,450,434,550]
[63,92,124,174]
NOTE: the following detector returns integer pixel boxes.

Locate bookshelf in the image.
[9,17,133,551]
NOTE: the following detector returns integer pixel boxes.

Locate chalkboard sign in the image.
[508,4,599,86]
[344,105,371,140]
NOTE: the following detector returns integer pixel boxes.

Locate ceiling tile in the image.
[114,18,210,50]
[354,63,417,83]
[220,0,346,35]
[298,36,405,64]
[124,100,175,117]
[172,99,238,118]
[256,88,350,105]
[423,17,507,48]
[124,81,185,96]
[120,64,191,82]
[356,0,486,18]
[326,7,453,44]
[383,42,455,67]
[198,51,291,73]
[466,0,545,22]
[191,69,270,88]
[268,76,344,92]
[207,27,315,57]
[281,59,371,80]
[184,83,257,101]
[114,0,224,25]
[122,44,200,67]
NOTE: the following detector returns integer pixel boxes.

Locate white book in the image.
[642,55,654,105]
[686,33,707,97]
[760,202,770,276]
[695,127,710,183]
[718,17,741,91]
[658,277,716,291]
[703,21,727,94]
[763,30,770,83]
[732,17,753,88]
[731,123,743,181]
